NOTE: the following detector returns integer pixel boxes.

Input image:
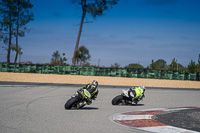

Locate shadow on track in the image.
[112,104,144,106]
[65,107,99,110]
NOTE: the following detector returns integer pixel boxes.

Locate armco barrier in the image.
[0,63,199,81]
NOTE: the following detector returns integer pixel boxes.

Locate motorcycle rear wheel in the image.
[112,95,124,105]
[64,97,78,109]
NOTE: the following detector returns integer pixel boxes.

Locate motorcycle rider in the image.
[128,86,145,103]
[77,80,99,106]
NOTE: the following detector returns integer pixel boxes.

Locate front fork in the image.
[122,94,138,105]
[73,93,86,108]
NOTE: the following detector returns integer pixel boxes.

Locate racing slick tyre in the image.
[112,95,124,105]
[64,97,78,109]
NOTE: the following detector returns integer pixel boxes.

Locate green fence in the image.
[0,63,199,81]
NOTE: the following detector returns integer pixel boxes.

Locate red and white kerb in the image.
[111,107,200,133]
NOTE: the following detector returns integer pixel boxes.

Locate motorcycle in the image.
[64,88,91,109]
[111,89,144,105]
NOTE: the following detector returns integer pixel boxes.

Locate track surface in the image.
[0,82,200,133]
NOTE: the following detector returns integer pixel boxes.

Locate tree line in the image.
[121,55,200,72]
[50,47,200,72]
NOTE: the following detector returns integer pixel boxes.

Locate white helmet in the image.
[140,86,146,91]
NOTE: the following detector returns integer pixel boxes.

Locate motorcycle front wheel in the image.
[111,95,124,105]
[64,97,78,109]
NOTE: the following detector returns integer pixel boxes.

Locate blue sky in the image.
[1,0,200,67]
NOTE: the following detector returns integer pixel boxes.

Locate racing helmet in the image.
[140,86,146,91]
[92,80,98,87]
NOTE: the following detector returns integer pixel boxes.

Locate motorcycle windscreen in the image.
[83,89,91,98]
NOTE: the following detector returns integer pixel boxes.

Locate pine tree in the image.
[0,0,17,63]
[0,0,34,63]
[71,0,119,66]
[13,0,34,63]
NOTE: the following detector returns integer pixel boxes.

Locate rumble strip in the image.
[111,107,200,133]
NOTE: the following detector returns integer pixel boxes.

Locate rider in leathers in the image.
[128,86,145,103]
[77,80,99,106]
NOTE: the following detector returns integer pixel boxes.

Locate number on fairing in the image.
[84,89,91,98]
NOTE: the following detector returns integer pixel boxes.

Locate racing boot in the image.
[78,101,86,108]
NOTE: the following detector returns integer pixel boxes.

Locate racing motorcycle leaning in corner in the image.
[112,86,146,105]
[64,80,99,109]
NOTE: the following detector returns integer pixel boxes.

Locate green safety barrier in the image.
[189,72,196,81]
[0,63,199,81]
[178,71,185,80]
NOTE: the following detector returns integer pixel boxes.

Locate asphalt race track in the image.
[0,82,200,133]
